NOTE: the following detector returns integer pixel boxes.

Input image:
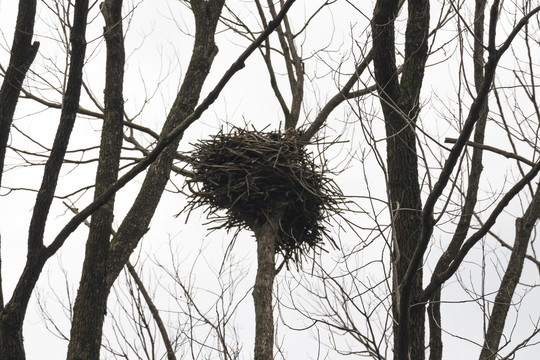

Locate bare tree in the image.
[242,0,540,359]
[0,0,89,358]
[2,1,540,359]
[0,0,39,188]
[0,0,294,358]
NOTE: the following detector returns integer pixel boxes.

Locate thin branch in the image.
[126,262,177,360]
[422,158,540,301]
[302,49,374,141]
[444,138,535,166]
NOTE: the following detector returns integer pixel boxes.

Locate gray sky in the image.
[1,0,539,359]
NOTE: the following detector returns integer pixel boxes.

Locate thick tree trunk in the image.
[66,1,125,359]
[371,0,430,359]
[65,2,225,358]
[252,216,279,360]
[0,319,24,360]
[0,252,47,360]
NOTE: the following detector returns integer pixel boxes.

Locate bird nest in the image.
[182,127,342,262]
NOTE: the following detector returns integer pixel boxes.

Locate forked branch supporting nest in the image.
[182,126,343,262]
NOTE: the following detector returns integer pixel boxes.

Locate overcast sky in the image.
[1,1,539,359]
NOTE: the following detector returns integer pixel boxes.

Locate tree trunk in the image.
[0,0,39,187]
[428,2,488,358]
[0,318,24,360]
[427,291,442,360]
[479,184,540,360]
[66,1,125,359]
[252,215,279,360]
[105,0,224,288]
[0,1,89,358]
[66,1,225,358]
[371,0,430,359]
[0,252,46,360]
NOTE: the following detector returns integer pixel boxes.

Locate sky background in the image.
[1,0,539,359]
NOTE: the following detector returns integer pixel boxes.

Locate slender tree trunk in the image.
[428,2,488,358]
[252,215,279,360]
[479,185,540,360]
[427,291,442,360]
[0,0,39,187]
[66,1,124,359]
[0,1,89,358]
[0,1,39,318]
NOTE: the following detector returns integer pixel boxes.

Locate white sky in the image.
[1,0,539,359]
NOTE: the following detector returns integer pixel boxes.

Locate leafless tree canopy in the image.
[0,0,540,359]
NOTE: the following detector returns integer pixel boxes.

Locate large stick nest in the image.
[183,127,342,262]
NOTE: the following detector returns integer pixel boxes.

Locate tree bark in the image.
[427,291,442,360]
[0,1,89,358]
[104,0,224,288]
[371,0,430,359]
[0,252,46,360]
[65,1,225,358]
[0,0,39,187]
[66,1,125,359]
[252,215,279,360]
